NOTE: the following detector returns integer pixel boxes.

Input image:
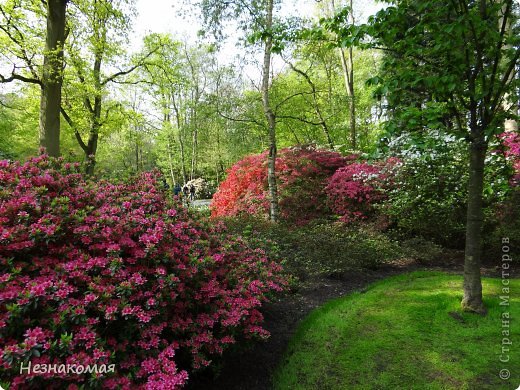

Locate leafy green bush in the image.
[381,131,468,246]
[221,217,404,279]
[399,237,444,264]
[483,187,520,263]
[381,130,517,248]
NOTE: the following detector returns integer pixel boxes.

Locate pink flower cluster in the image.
[0,155,286,389]
[499,131,520,186]
[325,158,401,223]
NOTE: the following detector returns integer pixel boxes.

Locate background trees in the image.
[0,0,388,179]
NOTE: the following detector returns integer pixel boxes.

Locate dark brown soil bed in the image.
[185,253,507,390]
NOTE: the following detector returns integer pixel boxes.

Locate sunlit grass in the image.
[274,271,519,390]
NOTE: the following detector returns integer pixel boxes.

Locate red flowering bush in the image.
[0,155,286,389]
[325,158,401,223]
[211,145,352,224]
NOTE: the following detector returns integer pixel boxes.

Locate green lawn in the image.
[274,271,519,390]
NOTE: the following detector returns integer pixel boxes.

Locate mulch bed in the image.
[186,251,507,390]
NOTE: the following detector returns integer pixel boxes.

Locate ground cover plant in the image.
[220,216,411,280]
[274,272,519,389]
[0,155,286,389]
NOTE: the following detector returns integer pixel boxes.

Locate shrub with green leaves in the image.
[380,131,468,246]
[221,217,404,279]
[381,130,518,248]
[483,187,520,263]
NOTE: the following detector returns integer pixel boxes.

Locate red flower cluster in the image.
[211,145,353,224]
[0,155,286,389]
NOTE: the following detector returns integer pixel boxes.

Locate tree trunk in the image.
[172,92,188,183]
[330,0,356,149]
[84,52,102,175]
[261,0,279,223]
[461,134,487,314]
[347,51,356,149]
[84,128,99,175]
[165,115,176,185]
[178,124,188,184]
[337,41,356,148]
[135,137,139,172]
[39,0,67,157]
[190,124,198,180]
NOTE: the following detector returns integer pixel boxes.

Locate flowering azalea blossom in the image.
[0,155,286,389]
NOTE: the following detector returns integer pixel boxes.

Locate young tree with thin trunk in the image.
[261,0,280,222]
[353,0,519,313]
[61,0,159,174]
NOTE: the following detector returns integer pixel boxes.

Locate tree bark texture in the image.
[461,135,487,314]
[39,0,68,157]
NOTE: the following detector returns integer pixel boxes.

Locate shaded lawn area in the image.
[274,271,519,390]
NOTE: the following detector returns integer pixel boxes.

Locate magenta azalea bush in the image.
[499,131,520,186]
[0,155,286,389]
[325,158,401,223]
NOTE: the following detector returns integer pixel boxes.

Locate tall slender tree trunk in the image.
[178,125,187,183]
[84,53,102,175]
[40,0,68,157]
[172,93,188,183]
[190,121,198,180]
[338,46,356,148]
[330,0,356,149]
[261,0,279,222]
[461,132,487,314]
[135,138,139,172]
[167,138,176,185]
[165,113,176,185]
[84,123,99,175]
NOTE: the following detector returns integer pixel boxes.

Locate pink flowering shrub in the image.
[211,145,353,224]
[499,131,520,186]
[0,155,286,389]
[325,158,401,223]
